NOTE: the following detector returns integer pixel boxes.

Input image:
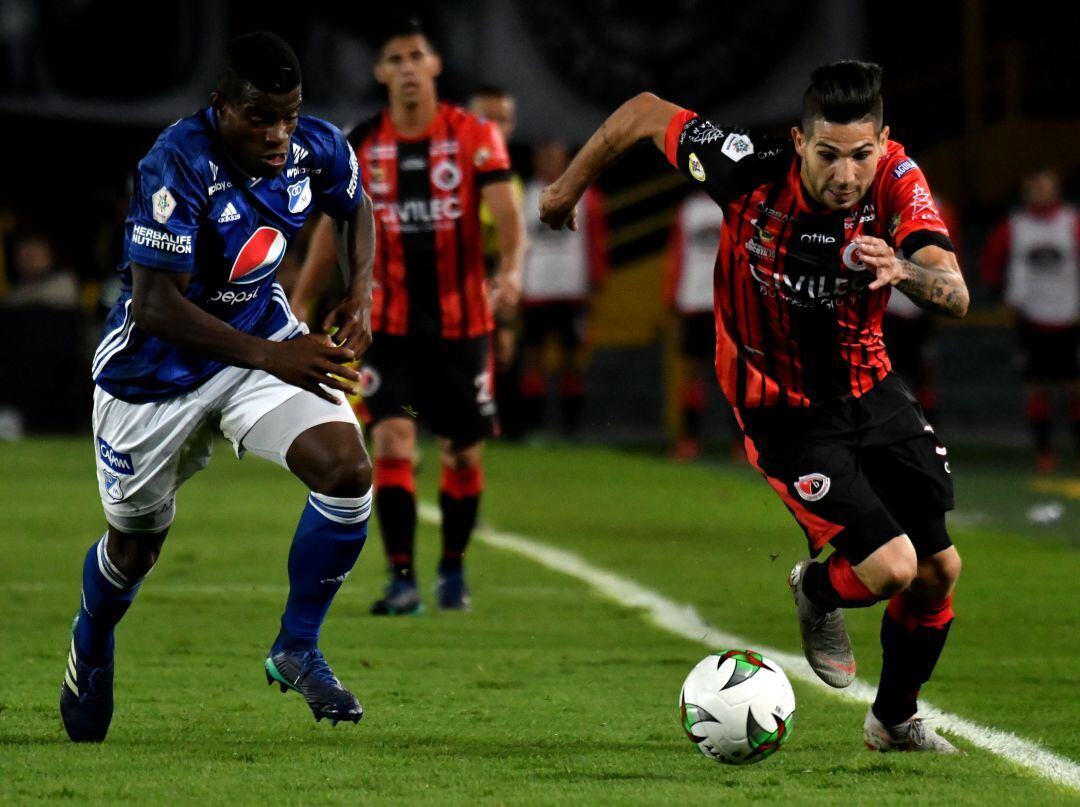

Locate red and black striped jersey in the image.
[348,103,512,338]
[664,109,955,413]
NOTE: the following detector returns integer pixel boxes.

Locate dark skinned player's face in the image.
[213,84,302,178]
[792,118,889,211]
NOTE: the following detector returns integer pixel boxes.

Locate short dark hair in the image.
[470,83,512,101]
[217,31,301,100]
[800,60,883,133]
[376,16,438,56]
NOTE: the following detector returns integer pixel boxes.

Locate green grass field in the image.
[1,438,1078,805]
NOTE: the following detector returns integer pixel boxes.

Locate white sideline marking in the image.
[418,504,1080,793]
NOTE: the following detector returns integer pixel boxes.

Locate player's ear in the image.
[879,124,890,149]
[373,60,388,87]
[791,126,806,157]
[210,91,222,111]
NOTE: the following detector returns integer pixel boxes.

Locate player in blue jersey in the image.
[61,32,377,742]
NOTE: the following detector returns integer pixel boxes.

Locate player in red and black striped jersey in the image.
[541,62,969,752]
[293,19,525,614]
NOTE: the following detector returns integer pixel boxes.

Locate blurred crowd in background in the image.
[2,1,1079,472]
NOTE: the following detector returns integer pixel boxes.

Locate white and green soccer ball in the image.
[679,649,796,765]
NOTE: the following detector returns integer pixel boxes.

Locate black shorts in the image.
[358,332,495,445]
[741,374,954,564]
[679,312,715,362]
[1017,320,1080,382]
[521,301,589,351]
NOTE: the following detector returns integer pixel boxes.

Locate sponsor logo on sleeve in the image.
[287,177,312,213]
[892,158,917,179]
[152,186,176,223]
[795,473,830,501]
[97,437,135,475]
[721,132,754,162]
[130,224,193,254]
[474,147,491,168]
[689,152,706,182]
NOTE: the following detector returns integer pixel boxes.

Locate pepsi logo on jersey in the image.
[229,227,286,285]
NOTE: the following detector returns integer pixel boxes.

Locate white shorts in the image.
[92,365,360,533]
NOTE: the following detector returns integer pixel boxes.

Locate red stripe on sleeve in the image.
[664,109,697,167]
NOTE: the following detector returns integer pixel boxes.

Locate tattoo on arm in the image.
[896,260,969,317]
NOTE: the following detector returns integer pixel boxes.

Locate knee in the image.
[917,547,962,599]
[107,529,166,580]
[865,542,918,598]
[309,445,373,498]
[439,442,482,472]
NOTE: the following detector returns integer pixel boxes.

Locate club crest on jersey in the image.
[230,226,286,285]
[152,186,176,223]
[795,473,830,501]
[431,159,461,191]
[287,177,312,214]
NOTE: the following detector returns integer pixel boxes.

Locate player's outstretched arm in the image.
[323,188,377,357]
[539,92,682,231]
[290,214,337,325]
[483,180,526,320]
[858,237,970,318]
[131,264,360,403]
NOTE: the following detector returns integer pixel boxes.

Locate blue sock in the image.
[272,490,371,654]
[73,534,143,667]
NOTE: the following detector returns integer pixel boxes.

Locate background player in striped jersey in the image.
[981,168,1080,472]
[519,141,608,439]
[541,61,970,752]
[63,33,377,741]
[665,192,724,460]
[294,18,525,614]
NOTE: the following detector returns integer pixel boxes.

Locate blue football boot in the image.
[265,648,363,725]
[370,577,423,616]
[435,571,472,611]
[60,622,114,743]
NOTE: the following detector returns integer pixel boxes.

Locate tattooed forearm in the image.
[896,260,970,318]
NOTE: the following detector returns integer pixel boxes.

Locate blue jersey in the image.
[92,108,362,402]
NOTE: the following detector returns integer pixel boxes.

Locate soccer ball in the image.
[679,649,795,765]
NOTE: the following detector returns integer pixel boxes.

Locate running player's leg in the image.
[369,416,422,615]
[745,432,910,687]
[238,388,372,723]
[64,388,213,742]
[862,424,959,751]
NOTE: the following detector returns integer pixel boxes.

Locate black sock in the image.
[1031,417,1052,453]
[438,491,479,574]
[800,560,840,610]
[375,486,417,580]
[873,611,953,726]
[561,393,584,436]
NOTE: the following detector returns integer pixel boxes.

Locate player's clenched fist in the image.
[265,333,361,404]
[539,183,579,231]
[322,295,373,358]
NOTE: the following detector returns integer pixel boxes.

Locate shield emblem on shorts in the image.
[287,177,312,214]
[103,470,124,501]
[795,473,830,501]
